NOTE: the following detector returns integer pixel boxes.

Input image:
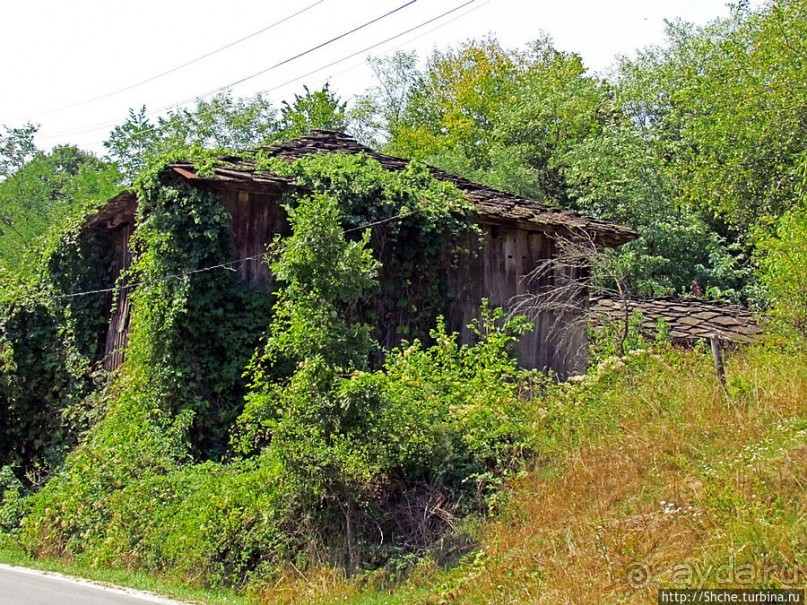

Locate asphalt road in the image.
[0,564,188,605]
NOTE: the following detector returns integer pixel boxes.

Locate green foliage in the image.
[0,146,121,272]
[587,309,671,365]
[565,125,749,297]
[665,1,806,227]
[755,202,807,337]
[354,3,806,301]
[262,152,478,347]
[0,285,82,473]
[264,192,379,367]
[0,200,122,475]
[233,172,537,575]
[122,179,271,459]
[364,36,607,204]
[587,0,807,298]
[17,174,271,560]
[105,85,349,181]
[351,51,421,149]
[18,168,537,584]
[0,123,38,180]
[105,92,278,180]
[276,83,348,141]
[236,305,538,573]
[0,466,24,534]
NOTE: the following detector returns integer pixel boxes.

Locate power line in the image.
[38,0,480,146]
[190,0,420,100]
[248,0,484,99]
[2,0,327,123]
[303,0,489,97]
[40,0,419,140]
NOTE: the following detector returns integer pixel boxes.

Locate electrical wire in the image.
[37,0,481,146]
[296,0,489,99]
[242,0,483,101]
[2,0,327,122]
[190,0,420,100]
[40,0,419,140]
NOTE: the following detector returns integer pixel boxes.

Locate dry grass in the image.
[253,341,806,604]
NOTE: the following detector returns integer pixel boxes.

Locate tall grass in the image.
[254,339,805,604]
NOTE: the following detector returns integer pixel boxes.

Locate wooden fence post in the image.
[710,334,726,388]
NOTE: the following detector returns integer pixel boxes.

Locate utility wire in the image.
[189,0,419,100]
[297,0,489,102]
[54,208,420,300]
[244,0,482,100]
[41,0,419,140]
[3,0,327,123]
[38,0,480,146]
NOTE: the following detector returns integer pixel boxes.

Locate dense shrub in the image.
[755,203,807,338]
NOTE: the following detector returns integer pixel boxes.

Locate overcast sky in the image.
[0,0,760,155]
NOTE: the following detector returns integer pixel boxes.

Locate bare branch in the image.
[510,228,633,358]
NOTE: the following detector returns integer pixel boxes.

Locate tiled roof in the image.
[590,295,763,344]
[166,130,637,247]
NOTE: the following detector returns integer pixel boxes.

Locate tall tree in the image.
[105,91,278,180]
[105,85,349,181]
[354,36,609,202]
[615,0,806,229]
[276,83,348,141]
[0,146,120,270]
[350,50,421,149]
[0,123,38,180]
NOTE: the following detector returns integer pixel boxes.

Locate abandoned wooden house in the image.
[85,130,640,376]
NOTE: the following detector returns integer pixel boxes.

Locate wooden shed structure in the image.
[86,130,637,376]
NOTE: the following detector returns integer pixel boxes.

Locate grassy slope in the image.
[253,340,805,604]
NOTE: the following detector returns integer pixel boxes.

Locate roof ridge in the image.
[163,130,638,246]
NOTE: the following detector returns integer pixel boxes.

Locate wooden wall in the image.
[99,188,588,377]
[447,223,588,377]
[103,222,133,371]
[219,188,288,290]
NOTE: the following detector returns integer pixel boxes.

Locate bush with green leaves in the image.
[257,151,479,347]
[0,465,24,534]
[755,203,807,338]
[232,188,540,573]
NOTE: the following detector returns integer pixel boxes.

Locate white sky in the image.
[0,0,760,156]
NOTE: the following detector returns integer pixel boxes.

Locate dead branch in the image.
[510,228,634,357]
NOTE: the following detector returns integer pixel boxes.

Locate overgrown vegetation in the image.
[1,151,540,593]
[259,340,802,604]
[0,1,804,602]
[354,0,805,301]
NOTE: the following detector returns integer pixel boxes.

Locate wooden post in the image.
[710,334,726,388]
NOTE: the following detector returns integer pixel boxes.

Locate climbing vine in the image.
[0,210,118,476]
[257,152,480,347]
[118,175,272,459]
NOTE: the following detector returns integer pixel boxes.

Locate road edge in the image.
[0,563,191,604]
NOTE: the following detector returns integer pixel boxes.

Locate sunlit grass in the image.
[253,339,805,604]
